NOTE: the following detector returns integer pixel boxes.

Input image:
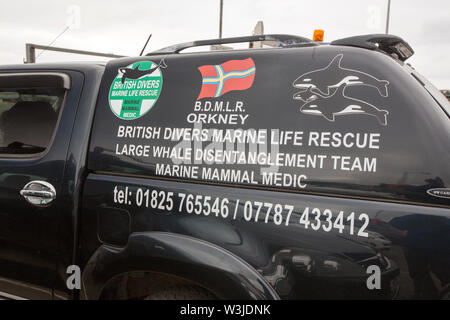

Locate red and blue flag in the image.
[197,58,256,100]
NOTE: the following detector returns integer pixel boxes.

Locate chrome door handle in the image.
[20,180,56,206]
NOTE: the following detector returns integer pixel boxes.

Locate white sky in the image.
[0,0,449,88]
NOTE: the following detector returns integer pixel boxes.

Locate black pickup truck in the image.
[0,34,449,300]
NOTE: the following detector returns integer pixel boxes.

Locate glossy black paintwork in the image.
[81,231,279,300]
[82,44,449,299]
[54,63,105,297]
[0,43,448,300]
[80,174,449,299]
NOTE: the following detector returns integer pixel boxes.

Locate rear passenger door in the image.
[0,71,82,299]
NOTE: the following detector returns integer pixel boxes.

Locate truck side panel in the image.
[83,46,450,299]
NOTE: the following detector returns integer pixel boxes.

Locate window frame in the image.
[0,72,71,159]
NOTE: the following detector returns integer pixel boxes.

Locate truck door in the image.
[0,71,82,299]
[84,49,449,300]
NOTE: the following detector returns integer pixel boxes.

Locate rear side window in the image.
[88,50,450,206]
[0,73,69,155]
[412,71,450,118]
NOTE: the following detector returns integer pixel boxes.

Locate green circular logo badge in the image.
[109,60,165,120]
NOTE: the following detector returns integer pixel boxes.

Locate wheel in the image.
[144,285,215,300]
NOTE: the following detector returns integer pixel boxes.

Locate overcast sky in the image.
[0,0,449,88]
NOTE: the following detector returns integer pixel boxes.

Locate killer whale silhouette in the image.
[296,84,389,126]
[293,54,390,97]
[119,59,167,83]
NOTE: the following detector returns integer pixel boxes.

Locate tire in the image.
[144,285,216,300]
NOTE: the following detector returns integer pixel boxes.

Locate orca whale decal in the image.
[292,54,391,125]
[119,58,167,83]
[295,84,389,126]
[293,54,389,97]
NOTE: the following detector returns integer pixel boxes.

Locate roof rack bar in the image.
[24,43,126,64]
[149,34,313,54]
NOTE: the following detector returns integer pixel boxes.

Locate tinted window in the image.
[412,71,450,118]
[0,88,64,155]
[89,48,450,206]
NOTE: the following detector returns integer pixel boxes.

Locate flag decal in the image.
[197,58,256,100]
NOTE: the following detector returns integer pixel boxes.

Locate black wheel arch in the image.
[81,232,279,300]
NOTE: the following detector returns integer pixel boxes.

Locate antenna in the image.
[140,34,152,56]
[35,26,70,61]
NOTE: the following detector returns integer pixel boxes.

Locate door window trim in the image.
[0,72,71,159]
